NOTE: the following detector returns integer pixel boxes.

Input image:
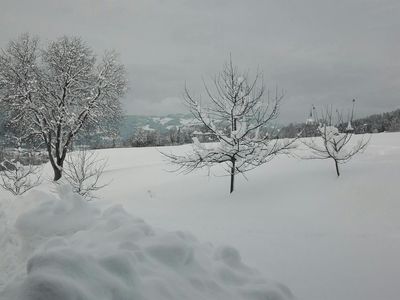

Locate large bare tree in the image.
[0,34,127,180]
[164,58,295,193]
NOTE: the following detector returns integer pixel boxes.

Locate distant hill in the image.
[119,113,194,139]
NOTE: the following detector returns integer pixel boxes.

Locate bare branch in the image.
[0,158,42,195]
[301,104,370,176]
[163,57,296,193]
[63,149,110,200]
[0,34,127,181]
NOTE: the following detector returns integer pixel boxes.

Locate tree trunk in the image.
[334,159,340,177]
[230,158,235,194]
[50,156,65,181]
[52,164,62,181]
[229,118,237,194]
[46,148,63,181]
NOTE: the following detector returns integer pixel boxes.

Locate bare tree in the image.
[63,149,109,200]
[0,158,42,195]
[0,34,127,181]
[168,127,182,145]
[302,101,370,176]
[163,58,295,193]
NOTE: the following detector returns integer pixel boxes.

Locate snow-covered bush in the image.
[0,159,41,195]
[63,149,109,200]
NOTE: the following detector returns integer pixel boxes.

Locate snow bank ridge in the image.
[2,185,293,300]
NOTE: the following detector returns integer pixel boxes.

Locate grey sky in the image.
[1,0,399,123]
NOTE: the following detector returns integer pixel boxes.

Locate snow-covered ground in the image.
[1,132,399,300]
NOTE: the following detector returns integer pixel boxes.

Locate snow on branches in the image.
[63,149,109,200]
[164,58,296,193]
[302,103,370,176]
[0,34,127,181]
[0,159,41,195]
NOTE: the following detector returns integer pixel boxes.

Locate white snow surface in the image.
[0,186,292,300]
[141,124,155,131]
[1,132,400,300]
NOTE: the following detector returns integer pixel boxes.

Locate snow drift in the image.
[1,185,293,300]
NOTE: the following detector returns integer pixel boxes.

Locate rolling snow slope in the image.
[1,132,399,300]
[1,185,291,300]
[96,132,400,300]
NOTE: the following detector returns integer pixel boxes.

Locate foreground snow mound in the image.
[2,185,293,300]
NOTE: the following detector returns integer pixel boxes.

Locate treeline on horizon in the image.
[0,107,399,151]
[279,108,400,138]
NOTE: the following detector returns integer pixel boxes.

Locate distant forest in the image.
[279,108,400,138]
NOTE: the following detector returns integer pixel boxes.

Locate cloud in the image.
[1,0,399,122]
[124,97,185,116]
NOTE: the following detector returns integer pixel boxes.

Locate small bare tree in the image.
[302,101,369,176]
[163,58,295,193]
[0,158,42,195]
[63,149,109,200]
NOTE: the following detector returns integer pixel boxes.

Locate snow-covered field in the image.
[1,132,399,300]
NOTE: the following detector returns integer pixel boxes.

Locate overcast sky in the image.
[1,0,399,123]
